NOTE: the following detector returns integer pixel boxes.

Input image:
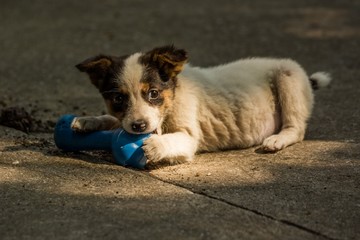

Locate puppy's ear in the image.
[75,55,115,90]
[143,45,188,81]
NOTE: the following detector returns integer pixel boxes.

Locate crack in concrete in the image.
[146,173,340,240]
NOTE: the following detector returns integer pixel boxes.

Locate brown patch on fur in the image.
[140,45,188,81]
[104,100,115,115]
[161,89,174,109]
[140,82,150,94]
[283,70,292,77]
[154,52,187,79]
[105,99,125,122]
[116,86,130,95]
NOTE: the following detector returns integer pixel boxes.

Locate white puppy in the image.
[73,45,331,165]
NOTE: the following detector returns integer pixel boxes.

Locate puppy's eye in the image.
[148,89,159,100]
[112,94,123,104]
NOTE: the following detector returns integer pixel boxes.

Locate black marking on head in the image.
[76,55,128,93]
[141,87,164,106]
[102,90,130,113]
[139,65,177,107]
[142,66,177,88]
[139,45,188,82]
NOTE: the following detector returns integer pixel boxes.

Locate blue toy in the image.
[54,114,150,169]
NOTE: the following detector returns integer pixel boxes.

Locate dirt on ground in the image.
[0,0,359,240]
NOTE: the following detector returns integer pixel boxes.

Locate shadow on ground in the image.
[150,142,360,240]
[1,0,360,239]
[0,151,328,240]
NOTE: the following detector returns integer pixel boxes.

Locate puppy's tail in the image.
[309,72,332,90]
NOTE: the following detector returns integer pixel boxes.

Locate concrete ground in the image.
[0,0,359,239]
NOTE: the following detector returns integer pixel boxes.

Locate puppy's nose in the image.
[131,120,147,133]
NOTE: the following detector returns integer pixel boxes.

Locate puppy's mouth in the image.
[144,125,162,135]
[124,126,161,135]
[130,129,159,135]
[122,118,162,135]
[148,126,162,135]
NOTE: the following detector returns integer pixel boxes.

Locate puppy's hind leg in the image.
[263,62,314,151]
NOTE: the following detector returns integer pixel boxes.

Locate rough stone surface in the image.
[0,0,359,239]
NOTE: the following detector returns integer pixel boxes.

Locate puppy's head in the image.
[76,45,188,134]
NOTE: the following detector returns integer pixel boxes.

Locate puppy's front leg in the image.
[143,132,198,164]
[71,115,120,132]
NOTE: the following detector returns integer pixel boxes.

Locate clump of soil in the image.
[0,107,55,133]
[14,136,54,149]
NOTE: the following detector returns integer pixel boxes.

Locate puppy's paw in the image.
[71,117,103,132]
[142,135,167,163]
[262,134,287,152]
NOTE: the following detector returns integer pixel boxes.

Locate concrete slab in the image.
[0,0,359,239]
[0,134,326,240]
[151,141,360,240]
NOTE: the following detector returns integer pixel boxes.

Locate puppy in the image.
[73,45,331,165]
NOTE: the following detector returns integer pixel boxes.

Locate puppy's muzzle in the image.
[131,119,148,133]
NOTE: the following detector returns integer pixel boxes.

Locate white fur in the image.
[74,53,331,166]
[120,53,144,90]
[143,57,326,163]
[118,54,162,134]
[310,72,332,88]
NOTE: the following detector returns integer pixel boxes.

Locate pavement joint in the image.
[146,173,340,240]
[1,0,359,238]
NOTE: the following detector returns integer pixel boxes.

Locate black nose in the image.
[131,120,147,133]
